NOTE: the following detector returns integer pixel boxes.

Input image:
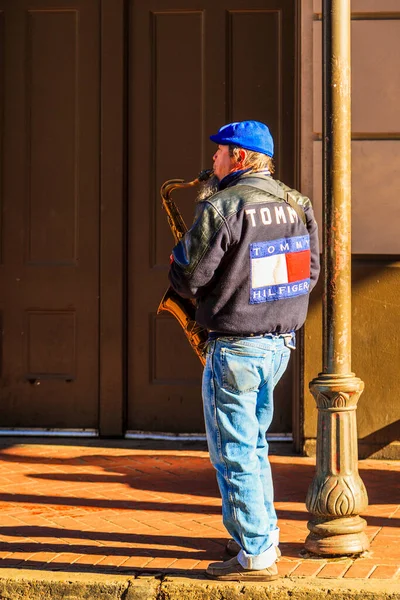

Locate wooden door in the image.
[0,0,100,428]
[128,0,296,433]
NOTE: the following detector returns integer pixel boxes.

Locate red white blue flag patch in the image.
[250,235,311,303]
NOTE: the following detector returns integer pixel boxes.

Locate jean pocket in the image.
[273,347,291,385]
[221,348,265,394]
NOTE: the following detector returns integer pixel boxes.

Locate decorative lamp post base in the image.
[305,374,369,557]
[305,515,369,556]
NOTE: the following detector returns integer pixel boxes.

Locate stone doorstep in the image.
[0,570,399,600]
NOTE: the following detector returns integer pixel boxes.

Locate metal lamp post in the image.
[305,0,369,556]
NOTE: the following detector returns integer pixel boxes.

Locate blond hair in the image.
[229,144,275,175]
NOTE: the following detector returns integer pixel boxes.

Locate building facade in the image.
[0,0,399,457]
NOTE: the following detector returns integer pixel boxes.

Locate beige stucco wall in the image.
[300,0,400,458]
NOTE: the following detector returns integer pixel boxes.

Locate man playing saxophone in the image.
[168,120,320,582]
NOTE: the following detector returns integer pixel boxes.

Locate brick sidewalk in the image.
[0,441,398,582]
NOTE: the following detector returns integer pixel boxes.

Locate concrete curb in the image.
[0,571,158,600]
[162,575,400,599]
[0,570,399,600]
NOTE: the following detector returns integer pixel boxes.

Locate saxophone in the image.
[157,170,213,366]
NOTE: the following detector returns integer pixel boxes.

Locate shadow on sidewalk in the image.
[0,526,226,559]
[0,525,306,576]
[0,450,398,503]
[0,558,259,578]
[0,493,222,514]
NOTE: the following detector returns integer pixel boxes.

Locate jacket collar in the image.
[218,168,271,191]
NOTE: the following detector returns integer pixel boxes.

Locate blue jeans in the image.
[202,334,292,570]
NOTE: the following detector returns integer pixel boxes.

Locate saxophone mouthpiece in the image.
[198,169,213,182]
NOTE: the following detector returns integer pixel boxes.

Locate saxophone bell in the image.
[157,287,208,366]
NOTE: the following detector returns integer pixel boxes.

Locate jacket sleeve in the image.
[304,203,320,290]
[168,201,231,299]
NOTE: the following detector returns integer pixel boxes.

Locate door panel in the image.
[0,0,100,428]
[128,0,295,432]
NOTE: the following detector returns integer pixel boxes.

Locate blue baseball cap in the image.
[210,120,274,157]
